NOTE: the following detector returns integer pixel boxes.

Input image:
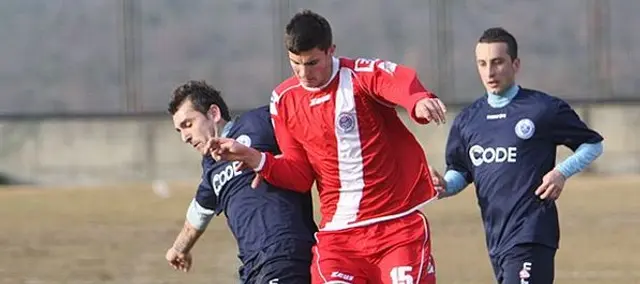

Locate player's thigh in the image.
[247,239,315,284]
[499,244,556,284]
[311,237,369,284]
[375,213,436,284]
[254,259,311,284]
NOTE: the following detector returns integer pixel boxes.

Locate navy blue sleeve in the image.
[550,99,603,151]
[195,158,217,210]
[445,116,474,183]
[235,106,281,155]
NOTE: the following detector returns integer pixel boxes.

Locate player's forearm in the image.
[173,199,213,253]
[172,221,205,254]
[555,141,603,179]
[259,152,314,192]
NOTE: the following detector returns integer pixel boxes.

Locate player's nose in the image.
[298,68,307,79]
[181,133,191,144]
[300,65,313,79]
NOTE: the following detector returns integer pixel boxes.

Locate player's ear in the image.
[207,104,222,123]
[512,57,521,73]
[327,44,336,57]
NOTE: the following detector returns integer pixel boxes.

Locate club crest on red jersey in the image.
[337,112,356,133]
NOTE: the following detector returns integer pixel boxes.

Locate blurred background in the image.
[1,1,639,283]
[0,0,638,185]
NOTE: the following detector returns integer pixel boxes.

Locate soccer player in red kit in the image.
[211,10,447,284]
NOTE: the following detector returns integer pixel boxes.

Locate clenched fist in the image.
[166,247,192,273]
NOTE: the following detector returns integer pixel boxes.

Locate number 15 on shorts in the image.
[391,266,413,284]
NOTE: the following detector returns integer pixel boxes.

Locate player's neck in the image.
[217,119,232,138]
[487,84,519,108]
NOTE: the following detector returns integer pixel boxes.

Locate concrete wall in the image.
[0,104,637,186]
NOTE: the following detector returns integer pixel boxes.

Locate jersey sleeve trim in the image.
[254,152,266,171]
[442,170,469,197]
[186,198,214,231]
[555,141,603,178]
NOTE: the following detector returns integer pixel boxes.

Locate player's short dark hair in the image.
[478,27,518,60]
[284,9,333,54]
[168,80,231,121]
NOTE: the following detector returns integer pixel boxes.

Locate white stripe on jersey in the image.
[325,68,366,230]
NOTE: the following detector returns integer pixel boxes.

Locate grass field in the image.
[1,175,638,284]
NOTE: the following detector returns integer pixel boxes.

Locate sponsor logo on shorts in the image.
[519,262,532,284]
[331,271,354,282]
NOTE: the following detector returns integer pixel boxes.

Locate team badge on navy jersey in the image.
[236,134,252,147]
[515,118,535,140]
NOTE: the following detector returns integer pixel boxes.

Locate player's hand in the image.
[209,138,260,166]
[534,169,566,200]
[429,167,447,199]
[165,247,193,272]
[209,137,265,189]
[415,97,447,125]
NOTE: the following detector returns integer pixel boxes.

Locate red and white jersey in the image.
[261,57,438,231]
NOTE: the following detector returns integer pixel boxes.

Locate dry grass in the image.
[0,175,638,283]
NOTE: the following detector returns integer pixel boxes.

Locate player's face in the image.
[288,45,335,88]
[475,42,520,95]
[172,100,221,155]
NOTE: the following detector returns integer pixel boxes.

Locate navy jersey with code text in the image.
[194,106,317,267]
[445,88,603,257]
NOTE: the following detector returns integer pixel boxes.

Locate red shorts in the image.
[311,211,436,284]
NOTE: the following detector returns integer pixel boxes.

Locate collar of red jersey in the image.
[301,57,340,91]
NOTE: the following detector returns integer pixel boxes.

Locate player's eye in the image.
[304,60,319,66]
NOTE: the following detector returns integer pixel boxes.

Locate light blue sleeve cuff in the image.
[186,198,215,231]
[443,170,469,196]
[556,142,603,178]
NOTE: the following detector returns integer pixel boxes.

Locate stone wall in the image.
[0,104,636,185]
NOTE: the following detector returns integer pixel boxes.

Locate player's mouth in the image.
[301,78,316,86]
[487,80,500,88]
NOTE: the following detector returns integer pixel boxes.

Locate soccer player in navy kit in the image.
[431,28,604,283]
[164,80,317,283]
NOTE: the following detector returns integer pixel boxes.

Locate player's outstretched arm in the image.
[258,98,316,192]
[356,58,447,125]
[210,137,315,192]
[165,199,213,272]
[439,115,474,199]
[166,221,202,273]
